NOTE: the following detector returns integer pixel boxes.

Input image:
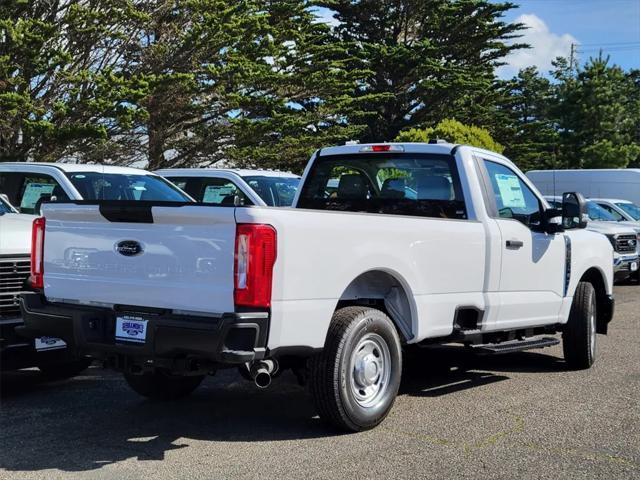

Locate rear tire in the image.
[124,370,205,400]
[563,282,597,370]
[308,306,402,432]
[38,358,92,379]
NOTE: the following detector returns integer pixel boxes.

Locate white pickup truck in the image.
[155,168,300,207]
[0,163,190,214]
[20,143,615,431]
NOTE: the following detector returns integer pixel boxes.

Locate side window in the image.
[483,160,542,229]
[0,172,23,206]
[271,179,299,207]
[165,177,189,191]
[18,174,66,214]
[597,203,625,221]
[164,177,203,201]
[200,178,250,206]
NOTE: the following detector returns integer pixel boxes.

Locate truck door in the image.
[479,158,566,329]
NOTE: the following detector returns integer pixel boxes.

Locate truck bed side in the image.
[236,206,486,350]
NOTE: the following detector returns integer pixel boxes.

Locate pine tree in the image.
[316,0,525,142]
[495,67,560,171]
[226,0,371,172]
[103,0,367,171]
[552,55,640,169]
[0,0,146,162]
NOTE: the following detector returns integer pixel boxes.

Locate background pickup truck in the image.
[0,163,191,215]
[156,168,300,207]
[20,143,615,432]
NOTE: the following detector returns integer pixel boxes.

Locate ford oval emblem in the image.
[115,240,144,257]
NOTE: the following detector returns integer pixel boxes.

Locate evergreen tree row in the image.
[1,1,638,172]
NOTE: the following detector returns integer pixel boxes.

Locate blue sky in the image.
[495,0,640,77]
[314,0,640,78]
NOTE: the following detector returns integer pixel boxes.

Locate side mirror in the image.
[543,208,564,234]
[562,192,588,229]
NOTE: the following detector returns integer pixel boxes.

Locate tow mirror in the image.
[562,192,588,229]
[543,208,564,234]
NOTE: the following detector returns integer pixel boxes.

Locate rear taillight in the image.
[31,217,46,289]
[234,224,277,309]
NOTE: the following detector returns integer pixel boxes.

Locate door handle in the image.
[506,239,524,249]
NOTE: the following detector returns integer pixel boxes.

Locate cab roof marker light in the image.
[359,145,405,153]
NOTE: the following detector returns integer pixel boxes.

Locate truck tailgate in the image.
[42,203,236,314]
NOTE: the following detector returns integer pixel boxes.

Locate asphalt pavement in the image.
[1,285,638,479]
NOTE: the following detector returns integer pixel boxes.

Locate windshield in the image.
[66,172,191,202]
[587,201,617,221]
[616,202,640,220]
[297,153,467,219]
[242,176,300,207]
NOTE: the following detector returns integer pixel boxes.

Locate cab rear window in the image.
[297,153,467,219]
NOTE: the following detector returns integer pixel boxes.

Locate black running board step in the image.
[472,337,560,355]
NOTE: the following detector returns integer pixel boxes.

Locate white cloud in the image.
[497,14,578,78]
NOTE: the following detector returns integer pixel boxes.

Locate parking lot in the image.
[0,284,638,480]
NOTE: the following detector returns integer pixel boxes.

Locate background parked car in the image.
[546,196,639,283]
[0,163,192,215]
[592,198,640,223]
[157,168,300,207]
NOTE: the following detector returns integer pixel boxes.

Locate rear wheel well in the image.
[337,270,415,342]
[578,268,609,334]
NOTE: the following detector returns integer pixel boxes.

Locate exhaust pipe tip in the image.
[245,359,277,388]
[254,369,272,389]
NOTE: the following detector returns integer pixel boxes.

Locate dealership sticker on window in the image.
[495,174,526,209]
[21,183,56,210]
[203,185,235,203]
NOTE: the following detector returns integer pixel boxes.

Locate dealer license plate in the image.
[115,316,148,344]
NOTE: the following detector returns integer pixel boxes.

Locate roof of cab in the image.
[0,162,152,175]
[155,168,300,178]
[318,142,459,157]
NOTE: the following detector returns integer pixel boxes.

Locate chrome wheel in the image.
[349,333,391,408]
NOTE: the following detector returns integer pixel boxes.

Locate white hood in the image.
[0,213,36,256]
[586,220,638,236]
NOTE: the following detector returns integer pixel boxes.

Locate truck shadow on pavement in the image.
[400,345,565,397]
[0,346,565,473]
